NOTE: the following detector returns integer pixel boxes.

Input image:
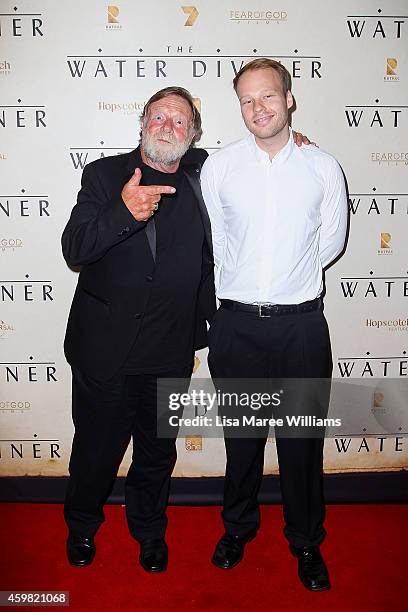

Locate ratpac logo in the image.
[380,232,391,249]
[108,5,119,23]
[385,58,399,82]
[377,232,393,255]
[106,6,121,30]
[182,6,199,26]
[185,435,202,450]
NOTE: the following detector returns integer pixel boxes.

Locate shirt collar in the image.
[248,127,295,166]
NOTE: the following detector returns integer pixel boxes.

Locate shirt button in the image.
[133,313,142,319]
[146,275,153,282]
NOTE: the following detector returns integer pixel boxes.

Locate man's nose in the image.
[253,98,266,113]
[162,117,173,132]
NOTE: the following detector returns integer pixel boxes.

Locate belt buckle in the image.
[258,304,272,318]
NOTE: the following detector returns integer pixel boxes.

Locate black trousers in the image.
[64,364,192,542]
[208,306,332,548]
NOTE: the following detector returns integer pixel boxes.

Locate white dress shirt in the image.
[200,129,348,304]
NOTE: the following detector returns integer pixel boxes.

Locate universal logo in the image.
[385,58,399,82]
[371,152,408,165]
[365,318,408,333]
[106,5,122,30]
[98,101,144,115]
[377,232,393,254]
[0,319,15,339]
[0,60,11,75]
[181,6,199,27]
[229,9,287,24]
[185,435,202,451]
[1,238,23,252]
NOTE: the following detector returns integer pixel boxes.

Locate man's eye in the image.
[154,114,164,121]
[242,99,251,105]
[176,119,185,125]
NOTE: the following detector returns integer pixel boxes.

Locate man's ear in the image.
[287,90,294,111]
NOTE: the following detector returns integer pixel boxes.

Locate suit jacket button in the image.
[133,313,142,319]
[124,226,130,232]
[146,275,153,282]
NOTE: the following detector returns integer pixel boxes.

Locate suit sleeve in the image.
[61,163,147,266]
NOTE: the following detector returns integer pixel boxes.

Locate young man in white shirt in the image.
[200,58,347,591]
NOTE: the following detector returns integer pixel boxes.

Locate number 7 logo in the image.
[181,6,199,26]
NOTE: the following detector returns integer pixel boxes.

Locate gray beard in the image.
[141,128,192,166]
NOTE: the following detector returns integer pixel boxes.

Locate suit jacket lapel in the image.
[183,166,213,253]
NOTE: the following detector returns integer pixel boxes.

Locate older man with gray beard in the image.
[62,87,216,573]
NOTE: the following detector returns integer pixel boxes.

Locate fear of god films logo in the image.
[181,6,199,26]
[339,272,408,300]
[370,152,408,166]
[0,190,51,220]
[385,58,399,82]
[229,9,287,24]
[345,100,406,129]
[348,190,408,216]
[0,238,23,252]
[346,9,406,39]
[378,232,392,254]
[0,7,44,37]
[106,5,122,30]
[0,100,47,129]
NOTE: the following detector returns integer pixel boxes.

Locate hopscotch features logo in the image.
[371,152,408,166]
[385,58,399,82]
[185,435,203,450]
[346,10,406,39]
[0,319,15,339]
[0,60,11,75]
[182,6,199,26]
[69,142,133,170]
[345,101,406,129]
[97,100,144,115]
[0,8,44,37]
[229,9,287,24]
[337,353,407,377]
[106,5,122,30]
[339,273,408,299]
[378,232,392,254]
[348,191,408,216]
[0,100,46,129]
[0,191,51,219]
[1,238,23,252]
[66,50,322,80]
[366,318,408,333]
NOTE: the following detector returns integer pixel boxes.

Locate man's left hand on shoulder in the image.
[292,131,317,147]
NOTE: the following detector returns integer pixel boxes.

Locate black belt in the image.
[219,298,322,317]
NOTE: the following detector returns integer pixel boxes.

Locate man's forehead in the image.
[148,95,192,116]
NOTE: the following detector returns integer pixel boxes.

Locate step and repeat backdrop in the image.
[1,1,407,478]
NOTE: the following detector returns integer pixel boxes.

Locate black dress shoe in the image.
[212,530,257,570]
[67,534,96,567]
[289,545,331,591]
[139,539,168,573]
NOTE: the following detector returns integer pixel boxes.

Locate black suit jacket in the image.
[62,146,216,381]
